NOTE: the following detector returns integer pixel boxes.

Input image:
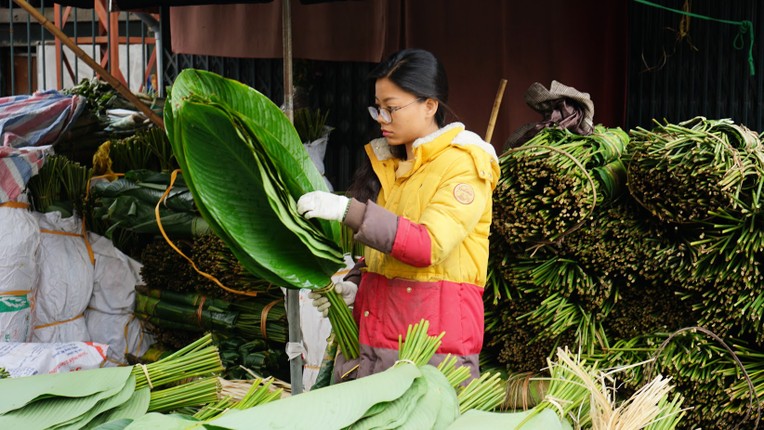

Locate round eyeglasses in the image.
[368,98,422,124]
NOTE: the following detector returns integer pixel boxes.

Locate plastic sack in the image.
[0,341,108,377]
[31,212,93,342]
[0,203,40,342]
[85,232,155,366]
[85,310,153,367]
[303,126,334,191]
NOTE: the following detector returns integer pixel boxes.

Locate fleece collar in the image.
[370,123,497,161]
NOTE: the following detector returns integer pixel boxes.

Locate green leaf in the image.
[168,68,339,243]
[206,363,423,430]
[0,366,132,415]
[444,409,573,430]
[0,373,133,429]
[164,69,346,289]
[174,100,339,288]
[89,388,151,428]
[53,375,139,430]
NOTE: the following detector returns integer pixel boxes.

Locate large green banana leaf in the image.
[166,108,290,287]
[165,69,344,290]
[168,68,339,243]
[171,99,340,288]
[204,362,423,430]
[0,366,133,415]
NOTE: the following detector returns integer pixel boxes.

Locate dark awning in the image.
[6,0,353,9]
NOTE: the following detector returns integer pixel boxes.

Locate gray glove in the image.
[297,191,350,222]
[308,280,358,317]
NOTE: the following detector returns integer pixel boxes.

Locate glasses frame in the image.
[368,98,423,124]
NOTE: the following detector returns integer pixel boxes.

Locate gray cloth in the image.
[504,80,595,150]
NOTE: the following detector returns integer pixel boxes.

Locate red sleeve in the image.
[390,217,432,267]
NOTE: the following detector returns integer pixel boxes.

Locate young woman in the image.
[297,48,500,382]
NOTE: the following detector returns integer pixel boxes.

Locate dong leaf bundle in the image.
[165,70,357,358]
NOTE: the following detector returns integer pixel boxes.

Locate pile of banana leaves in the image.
[92,323,686,430]
[90,169,210,239]
[165,69,357,359]
[90,321,565,430]
[137,234,288,379]
[0,335,223,429]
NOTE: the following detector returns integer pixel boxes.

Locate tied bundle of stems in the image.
[523,347,685,429]
[109,126,177,173]
[457,372,506,414]
[147,377,220,412]
[437,355,472,389]
[325,289,360,359]
[294,107,330,143]
[28,154,65,211]
[131,333,224,390]
[193,376,283,421]
[135,287,288,344]
[191,234,280,297]
[584,330,755,429]
[397,319,445,366]
[627,117,764,287]
[493,125,628,247]
[28,154,92,215]
[626,116,762,225]
[397,320,506,413]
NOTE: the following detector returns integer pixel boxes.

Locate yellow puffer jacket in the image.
[364,122,500,286]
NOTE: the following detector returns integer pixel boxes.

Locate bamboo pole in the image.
[282,0,303,396]
[13,0,164,129]
[484,78,508,143]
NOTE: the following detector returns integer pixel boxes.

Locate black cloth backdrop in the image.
[8,0,628,147]
[170,0,628,148]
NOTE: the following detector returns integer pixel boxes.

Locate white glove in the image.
[308,280,358,317]
[297,191,350,222]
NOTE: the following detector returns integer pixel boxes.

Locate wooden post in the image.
[485,78,508,143]
[282,0,303,396]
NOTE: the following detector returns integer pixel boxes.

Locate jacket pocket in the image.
[381,279,442,345]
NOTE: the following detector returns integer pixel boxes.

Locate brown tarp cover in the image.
[170,0,627,149]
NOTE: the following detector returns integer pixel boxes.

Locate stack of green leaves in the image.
[0,367,148,429]
[165,69,358,359]
[0,334,223,429]
[90,169,210,239]
[96,320,531,429]
[493,125,628,247]
[134,287,288,344]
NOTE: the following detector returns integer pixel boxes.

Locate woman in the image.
[297,48,500,381]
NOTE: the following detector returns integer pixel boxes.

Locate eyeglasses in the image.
[368,98,422,124]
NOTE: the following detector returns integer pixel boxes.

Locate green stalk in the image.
[325,289,360,359]
[148,377,220,412]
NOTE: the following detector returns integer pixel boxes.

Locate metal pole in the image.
[283,0,303,396]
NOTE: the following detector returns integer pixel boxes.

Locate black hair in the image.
[370,48,450,128]
[346,49,450,203]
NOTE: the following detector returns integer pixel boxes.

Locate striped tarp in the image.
[0,146,53,203]
[0,90,84,148]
